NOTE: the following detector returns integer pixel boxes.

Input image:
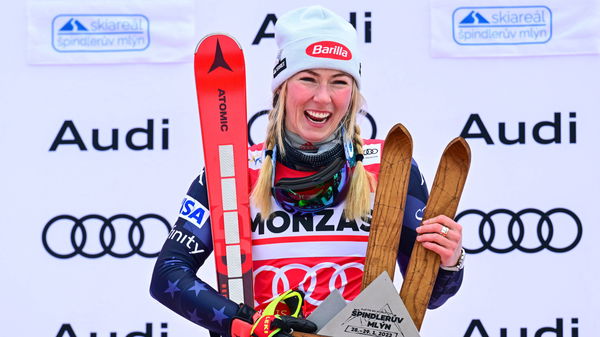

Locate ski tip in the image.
[445,137,472,165]
[385,123,413,148]
[195,33,243,53]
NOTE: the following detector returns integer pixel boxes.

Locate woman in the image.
[150,6,465,337]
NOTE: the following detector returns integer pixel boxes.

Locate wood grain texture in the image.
[399,137,471,330]
[361,124,413,290]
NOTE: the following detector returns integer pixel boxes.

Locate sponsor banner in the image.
[42,213,172,259]
[430,0,600,57]
[457,208,582,254]
[27,0,195,64]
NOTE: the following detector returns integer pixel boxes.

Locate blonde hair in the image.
[250,81,375,220]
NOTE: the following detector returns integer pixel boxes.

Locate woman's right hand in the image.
[229,289,317,337]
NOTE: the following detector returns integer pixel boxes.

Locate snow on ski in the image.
[194,34,253,306]
[399,137,471,330]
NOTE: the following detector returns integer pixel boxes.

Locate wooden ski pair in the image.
[292,125,471,337]
[362,124,471,330]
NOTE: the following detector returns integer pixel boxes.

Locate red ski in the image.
[194,34,253,306]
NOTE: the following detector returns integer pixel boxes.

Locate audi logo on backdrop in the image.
[247,110,378,146]
[42,214,171,259]
[457,208,582,254]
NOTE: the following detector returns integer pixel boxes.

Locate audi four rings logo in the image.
[456,208,582,254]
[254,262,363,306]
[42,214,172,259]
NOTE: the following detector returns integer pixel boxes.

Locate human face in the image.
[284,69,353,143]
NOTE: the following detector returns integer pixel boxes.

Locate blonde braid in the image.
[250,84,288,217]
[341,83,375,220]
[344,123,375,220]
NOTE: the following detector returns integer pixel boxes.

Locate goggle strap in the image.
[274,157,346,190]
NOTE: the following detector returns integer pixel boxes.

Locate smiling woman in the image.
[150,5,466,337]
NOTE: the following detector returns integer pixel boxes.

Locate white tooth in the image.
[306,110,330,119]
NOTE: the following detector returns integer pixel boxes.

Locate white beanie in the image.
[272,6,361,91]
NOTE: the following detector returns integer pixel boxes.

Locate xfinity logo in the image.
[253,11,372,45]
[460,112,576,145]
[49,119,169,151]
[52,14,150,52]
[55,322,167,337]
[464,318,578,337]
[167,229,205,255]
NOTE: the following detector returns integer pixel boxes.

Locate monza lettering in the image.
[218,89,229,131]
[460,112,576,145]
[464,318,578,337]
[251,210,370,234]
[49,119,169,151]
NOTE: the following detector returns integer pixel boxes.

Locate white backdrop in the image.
[1,0,599,336]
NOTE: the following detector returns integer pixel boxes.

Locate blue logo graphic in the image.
[453,6,552,46]
[59,18,88,32]
[52,14,150,53]
[459,11,490,24]
[179,196,209,235]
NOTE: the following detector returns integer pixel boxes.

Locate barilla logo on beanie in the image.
[306,41,352,60]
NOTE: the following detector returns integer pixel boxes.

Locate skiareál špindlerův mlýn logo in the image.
[452,6,552,45]
[52,14,150,52]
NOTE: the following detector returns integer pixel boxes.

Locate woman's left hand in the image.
[415,215,463,268]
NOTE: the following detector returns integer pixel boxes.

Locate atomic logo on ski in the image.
[208,39,233,73]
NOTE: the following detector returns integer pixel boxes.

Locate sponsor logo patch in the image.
[52,14,150,52]
[179,196,209,229]
[273,58,287,78]
[452,6,552,45]
[306,41,352,60]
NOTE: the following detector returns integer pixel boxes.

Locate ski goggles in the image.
[271,148,352,214]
